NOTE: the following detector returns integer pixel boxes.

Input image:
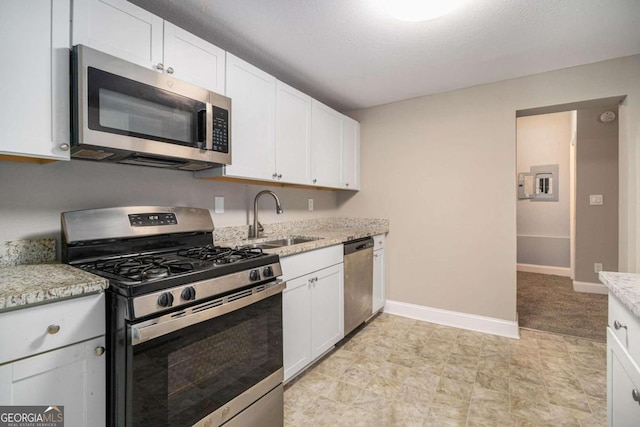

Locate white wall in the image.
[339,54,640,323]
[0,160,338,245]
[516,112,572,267]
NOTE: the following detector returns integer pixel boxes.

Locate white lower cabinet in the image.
[372,234,386,314]
[282,246,344,382]
[607,328,640,426]
[0,293,106,426]
[607,291,640,426]
[0,336,106,427]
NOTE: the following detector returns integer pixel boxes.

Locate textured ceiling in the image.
[129,0,640,112]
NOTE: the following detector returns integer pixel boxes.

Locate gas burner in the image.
[94,255,197,281]
[179,245,264,263]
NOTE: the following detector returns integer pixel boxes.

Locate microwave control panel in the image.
[212,107,229,153]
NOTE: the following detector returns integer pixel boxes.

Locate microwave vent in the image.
[73,149,115,160]
[178,163,212,171]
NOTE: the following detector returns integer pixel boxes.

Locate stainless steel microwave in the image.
[71,45,231,171]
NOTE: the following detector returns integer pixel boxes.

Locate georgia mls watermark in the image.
[0,406,64,427]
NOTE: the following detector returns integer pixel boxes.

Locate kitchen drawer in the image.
[373,234,385,251]
[609,293,640,363]
[280,245,343,282]
[0,293,105,365]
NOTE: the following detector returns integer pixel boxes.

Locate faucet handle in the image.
[257,221,264,232]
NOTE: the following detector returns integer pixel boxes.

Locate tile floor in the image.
[284,313,606,426]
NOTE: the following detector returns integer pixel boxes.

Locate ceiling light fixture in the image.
[383,0,465,22]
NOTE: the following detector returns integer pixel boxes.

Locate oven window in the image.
[130,294,282,426]
[87,67,206,147]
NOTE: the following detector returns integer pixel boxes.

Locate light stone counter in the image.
[0,264,109,311]
[599,271,640,318]
[217,218,389,257]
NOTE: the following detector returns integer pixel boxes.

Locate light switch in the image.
[589,195,603,206]
[214,196,224,213]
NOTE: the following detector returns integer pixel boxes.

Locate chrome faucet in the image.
[250,190,284,238]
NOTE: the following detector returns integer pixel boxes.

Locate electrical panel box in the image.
[518,164,559,202]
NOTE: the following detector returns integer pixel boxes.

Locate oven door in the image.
[125,282,284,427]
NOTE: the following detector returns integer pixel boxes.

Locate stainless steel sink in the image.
[243,236,321,249]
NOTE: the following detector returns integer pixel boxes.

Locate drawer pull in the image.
[46,324,60,335]
[614,320,627,330]
[633,389,640,402]
[95,346,106,357]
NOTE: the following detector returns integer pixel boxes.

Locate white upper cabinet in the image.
[162,22,225,94]
[341,116,361,190]
[72,0,163,69]
[275,81,312,185]
[72,0,225,93]
[223,53,277,180]
[0,0,71,162]
[310,100,343,188]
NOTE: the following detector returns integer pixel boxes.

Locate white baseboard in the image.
[517,263,571,277]
[383,300,520,339]
[573,280,608,294]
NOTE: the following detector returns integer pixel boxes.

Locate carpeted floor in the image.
[517,271,608,342]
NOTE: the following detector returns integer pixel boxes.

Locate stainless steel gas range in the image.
[61,206,285,427]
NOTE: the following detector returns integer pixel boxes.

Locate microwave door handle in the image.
[196,108,207,149]
[206,102,213,151]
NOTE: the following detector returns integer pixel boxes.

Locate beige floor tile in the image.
[402,369,441,391]
[547,385,592,414]
[544,372,583,391]
[447,353,480,370]
[509,378,549,402]
[340,365,374,388]
[377,360,413,382]
[366,374,402,399]
[397,383,435,408]
[471,387,510,412]
[510,365,545,385]
[586,395,607,422]
[320,380,362,405]
[387,350,420,367]
[467,403,516,427]
[474,371,510,394]
[302,396,349,426]
[442,363,477,384]
[477,356,510,378]
[437,377,474,402]
[425,393,470,426]
[509,395,551,419]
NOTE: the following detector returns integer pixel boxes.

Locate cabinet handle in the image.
[272,173,278,179]
[156,63,164,71]
[47,324,60,335]
[95,346,106,356]
[632,389,640,402]
[613,320,627,330]
[374,254,378,258]
[313,179,317,184]
[277,174,282,179]
[59,143,70,151]
[345,183,349,187]
[167,67,174,74]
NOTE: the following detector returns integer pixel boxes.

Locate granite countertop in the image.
[599,271,640,318]
[0,264,109,311]
[218,224,389,257]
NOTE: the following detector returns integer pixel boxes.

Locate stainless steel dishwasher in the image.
[343,237,374,336]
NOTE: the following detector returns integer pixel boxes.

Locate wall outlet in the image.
[594,263,603,273]
[214,196,224,213]
[308,198,314,211]
[589,194,603,205]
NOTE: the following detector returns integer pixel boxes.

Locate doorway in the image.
[515,98,622,341]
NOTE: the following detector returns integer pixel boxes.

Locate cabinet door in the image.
[310,100,343,188]
[283,276,312,382]
[163,22,225,94]
[0,0,70,161]
[341,116,360,190]
[224,53,276,180]
[373,248,386,313]
[275,81,311,185]
[311,264,344,359]
[608,329,640,426]
[0,336,106,427]
[73,0,163,69]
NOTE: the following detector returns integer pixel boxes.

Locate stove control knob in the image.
[157,292,174,308]
[181,286,196,301]
[263,266,274,277]
[249,269,260,281]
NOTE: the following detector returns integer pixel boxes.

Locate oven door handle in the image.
[131,280,286,345]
